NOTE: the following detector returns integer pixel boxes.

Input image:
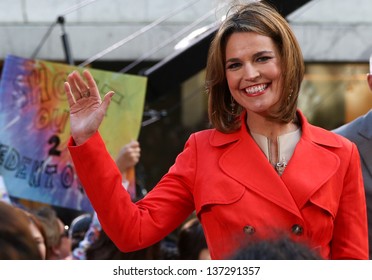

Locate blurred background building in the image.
[1,0,372,195]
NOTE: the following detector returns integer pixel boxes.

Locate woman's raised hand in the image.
[64,69,114,145]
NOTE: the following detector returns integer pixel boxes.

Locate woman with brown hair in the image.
[63,1,368,259]
[0,201,41,259]
[25,211,48,260]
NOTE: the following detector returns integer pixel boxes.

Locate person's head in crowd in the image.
[69,213,93,251]
[0,201,41,259]
[177,217,210,260]
[160,236,179,260]
[36,206,72,260]
[229,235,323,260]
[86,229,162,260]
[25,211,47,259]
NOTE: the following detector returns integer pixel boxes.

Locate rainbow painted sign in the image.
[0,55,147,212]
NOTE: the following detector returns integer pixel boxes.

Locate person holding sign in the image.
[115,139,144,199]
[64,1,368,259]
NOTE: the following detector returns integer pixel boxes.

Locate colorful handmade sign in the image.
[0,55,147,212]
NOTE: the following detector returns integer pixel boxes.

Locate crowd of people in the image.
[1,198,325,260]
[0,200,212,260]
[1,0,372,260]
[0,137,211,260]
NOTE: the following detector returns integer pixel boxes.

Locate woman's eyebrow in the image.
[226,50,275,63]
[252,50,275,59]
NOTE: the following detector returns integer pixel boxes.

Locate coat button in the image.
[243,225,255,235]
[291,224,303,235]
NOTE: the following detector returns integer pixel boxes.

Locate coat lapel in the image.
[281,138,340,209]
[281,111,342,209]
[358,140,372,181]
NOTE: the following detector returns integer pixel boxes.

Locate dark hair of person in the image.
[177,218,208,260]
[86,230,161,260]
[25,210,48,250]
[35,206,63,259]
[0,201,42,260]
[229,236,322,260]
[206,1,305,133]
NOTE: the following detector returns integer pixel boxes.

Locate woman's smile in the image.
[243,83,269,96]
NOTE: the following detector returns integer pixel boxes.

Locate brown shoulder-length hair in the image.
[206,1,305,133]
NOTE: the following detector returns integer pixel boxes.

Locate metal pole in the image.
[58,16,74,65]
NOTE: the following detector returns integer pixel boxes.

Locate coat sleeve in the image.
[331,143,369,259]
[68,132,196,252]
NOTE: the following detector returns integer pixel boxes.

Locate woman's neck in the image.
[246,113,298,140]
[246,113,300,170]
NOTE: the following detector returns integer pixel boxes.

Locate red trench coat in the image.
[68,110,368,259]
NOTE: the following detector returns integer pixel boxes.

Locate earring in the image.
[230,95,236,115]
[287,88,293,101]
[289,88,294,96]
[228,95,236,123]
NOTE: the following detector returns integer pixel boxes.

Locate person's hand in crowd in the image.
[367,73,372,91]
[64,70,114,145]
[115,140,141,174]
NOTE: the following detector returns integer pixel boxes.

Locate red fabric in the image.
[68,110,368,260]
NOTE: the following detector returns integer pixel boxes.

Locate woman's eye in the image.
[226,63,241,70]
[257,56,271,62]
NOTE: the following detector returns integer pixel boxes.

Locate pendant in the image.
[275,160,287,176]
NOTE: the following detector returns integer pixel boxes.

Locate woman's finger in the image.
[72,71,90,97]
[100,90,115,115]
[67,71,83,99]
[83,70,100,98]
[64,82,76,106]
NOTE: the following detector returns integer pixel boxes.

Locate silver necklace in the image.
[275,159,287,176]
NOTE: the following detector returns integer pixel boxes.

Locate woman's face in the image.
[225,32,283,117]
[29,221,46,259]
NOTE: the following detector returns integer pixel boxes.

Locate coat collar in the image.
[210,110,343,148]
[209,110,342,218]
[356,111,372,180]
[358,110,372,139]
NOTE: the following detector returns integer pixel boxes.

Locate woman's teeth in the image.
[245,84,268,94]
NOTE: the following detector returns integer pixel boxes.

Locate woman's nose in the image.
[243,64,261,81]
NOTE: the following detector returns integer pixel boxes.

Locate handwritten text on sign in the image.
[0,55,147,211]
